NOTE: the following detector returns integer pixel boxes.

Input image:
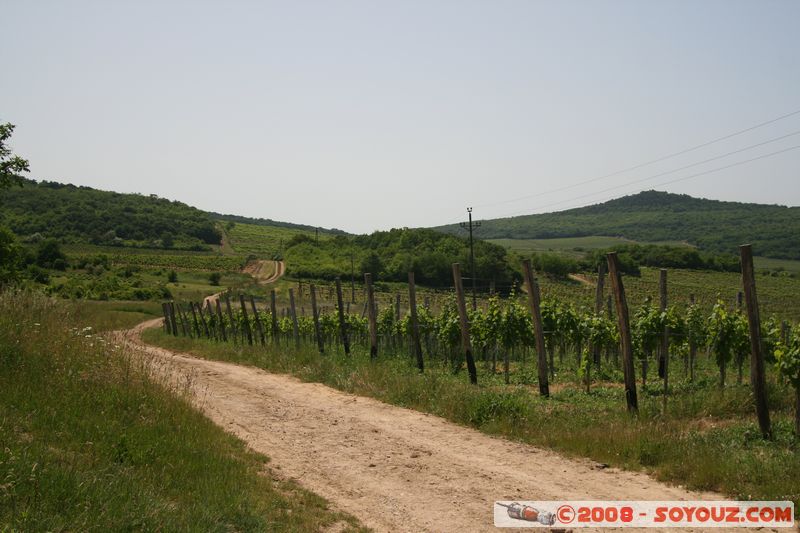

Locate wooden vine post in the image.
[335,278,350,355]
[365,273,378,359]
[162,303,171,334]
[740,244,772,440]
[310,284,324,354]
[189,303,201,337]
[250,296,266,346]
[522,259,549,397]
[202,300,214,340]
[239,294,254,346]
[288,288,300,347]
[407,271,424,372]
[607,252,638,413]
[452,263,478,385]
[168,302,179,337]
[224,294,238,344]
[215,299,227,342]
[270,289,279,341]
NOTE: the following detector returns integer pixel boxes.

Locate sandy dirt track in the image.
[122,320,777,533]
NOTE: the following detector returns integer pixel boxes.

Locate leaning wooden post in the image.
[740,244,772,440]
[452,263,478,385]
[197,302,212,339]
[408,271,424,372]
[239,294,254,346]
[335,278,350,355]
[269,289,279,341]
[250,296,266,346]
[522,259,550,397]
[288,288,300,347]
[215,299,228,342]
[365,273,378,359]
[310,284,324,354]
[224,294,238,344]
[659,269,669,411]
[607,252,639,413]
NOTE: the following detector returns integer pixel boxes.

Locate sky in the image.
[2,0,799,234]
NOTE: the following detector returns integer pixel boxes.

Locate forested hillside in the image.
[436,191,800,259]
[0,180,221,250]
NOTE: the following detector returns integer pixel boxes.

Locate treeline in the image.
[0,179,221,250]
[519,243,740,280]
[583,244,740,275]
[437,190,800,260]
[283,228,520,289]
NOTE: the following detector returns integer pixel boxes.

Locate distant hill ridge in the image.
[435,190,800,260]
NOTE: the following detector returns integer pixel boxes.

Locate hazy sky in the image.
[2,1,799,234]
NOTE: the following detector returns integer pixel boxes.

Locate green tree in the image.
[35,239,67,270]
[0,227,22,284]
[0,123,29,189]
[360,252,383,277]
[209,272,222,286]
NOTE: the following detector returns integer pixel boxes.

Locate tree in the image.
[0,227,22,284]
[35,239,67,270]
[0,123,29,189]
[209,272,222,286]
[360,252,383,277]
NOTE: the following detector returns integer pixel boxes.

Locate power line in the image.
[473,107,800,210]
[497,143,800,219]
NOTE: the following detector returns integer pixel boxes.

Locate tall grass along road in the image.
[123,319,751,533]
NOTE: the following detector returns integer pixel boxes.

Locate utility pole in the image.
[460,207,481,311]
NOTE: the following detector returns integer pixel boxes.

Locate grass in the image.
[0,292,366,532]
[143,328,800,508]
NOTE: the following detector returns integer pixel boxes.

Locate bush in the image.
[167,270,178,283]
[209,272,221,286]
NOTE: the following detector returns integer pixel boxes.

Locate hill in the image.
[0,179,221,250]
[0,179,343,253]
[436,190,800,260]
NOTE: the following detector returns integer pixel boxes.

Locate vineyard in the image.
[147,254,800,506]
[159,255,800,435]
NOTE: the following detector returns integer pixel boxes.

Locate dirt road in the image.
[243,259,285,284]
[122,320,770,533]
[203,260,285,306]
